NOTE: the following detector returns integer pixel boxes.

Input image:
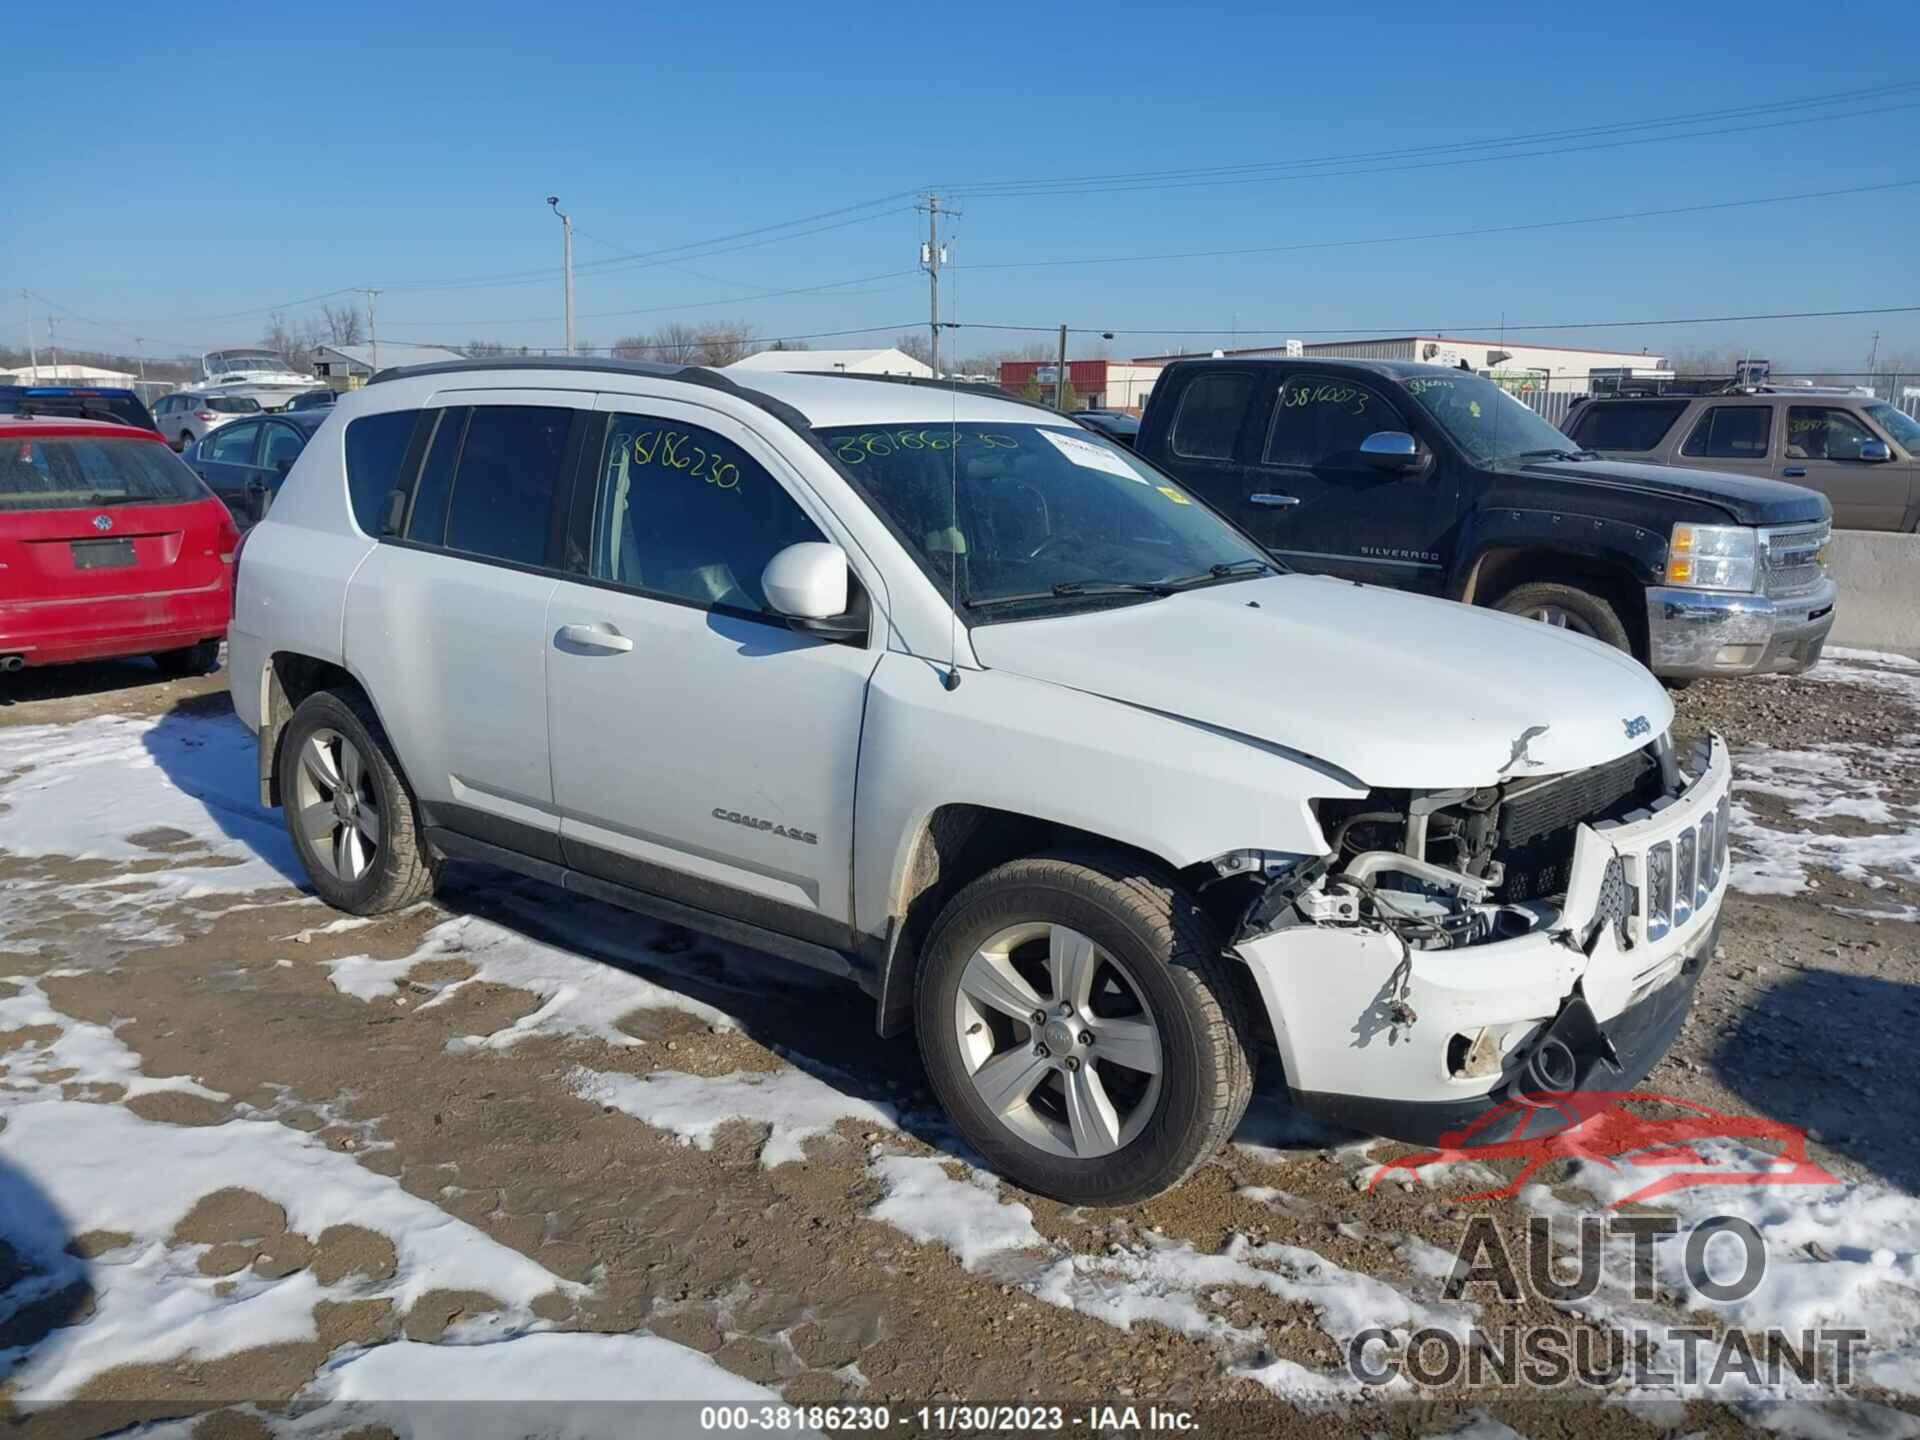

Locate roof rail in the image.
[777,369,1072,419]
[367,355,695,385]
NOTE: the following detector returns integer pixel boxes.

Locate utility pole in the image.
[548,196,575,356]
[362,290,381,378]
[920,193,954,379]
[133,337,146,386]
[1868,330,1881,376]
[47,315,60,375]
[1054,323,1069,410]
[19,290,37,379]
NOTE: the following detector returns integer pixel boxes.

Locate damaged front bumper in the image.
[1235,735,1733,1147]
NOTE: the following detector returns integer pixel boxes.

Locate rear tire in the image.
[280,688,436,914]
[915,852,1255,1205]
[177,431,194,452]
[152,640,221,677]
[1492,581,1632,654]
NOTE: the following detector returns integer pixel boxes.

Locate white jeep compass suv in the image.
[230,358,1731,1203]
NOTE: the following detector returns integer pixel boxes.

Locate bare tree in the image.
[764,337,811,352]
[895,332,933,369]
[650,322,704,365]
[693,323,753,367]
[322,304,365,347]
[464,340,510,357]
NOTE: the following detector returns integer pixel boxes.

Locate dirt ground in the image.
[2,652,1918,1438]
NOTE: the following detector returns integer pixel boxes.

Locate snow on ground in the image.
[0,711,306,951]
[1730,745,1920,898]
[1517,1137,1920,1409]
[324,911,737,1049]
[573,1064,897,1166]
[0,985,583,1401]
[298,1332,786,1436]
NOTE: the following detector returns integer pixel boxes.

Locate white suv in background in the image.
[152,390,262,451]
[230,359,1732,1202]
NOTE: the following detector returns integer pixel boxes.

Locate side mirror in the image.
[1359,430,1422,472]
[1858,439,1892,462]
[275,456,294,478]
[762,542,861,637]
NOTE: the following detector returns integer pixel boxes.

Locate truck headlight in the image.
[1666,524,1758,592]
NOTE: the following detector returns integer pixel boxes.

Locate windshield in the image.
[0,436,207,511]
[815,421,1269,611]
[1400,370,1581,466]
[1865,402,1920,454]
[206,351,296,376]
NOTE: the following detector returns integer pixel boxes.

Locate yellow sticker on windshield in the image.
[1469,401,1483,418]
[1156,485,1191,505]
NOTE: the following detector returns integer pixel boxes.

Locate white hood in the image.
[966,574,1674,790]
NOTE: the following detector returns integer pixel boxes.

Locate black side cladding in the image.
[1494,747,1662,901]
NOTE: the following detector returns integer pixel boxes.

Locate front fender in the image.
[851,653,1360,942]
[1452,508,1669,602]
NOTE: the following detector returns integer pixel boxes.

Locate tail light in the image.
[196,410,217,421]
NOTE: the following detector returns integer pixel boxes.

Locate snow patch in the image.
[868,1154,1047,1267]
[326,912,738,1048]
[572,1064,896,1166]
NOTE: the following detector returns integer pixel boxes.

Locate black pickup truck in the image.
[1137,358,1836,680]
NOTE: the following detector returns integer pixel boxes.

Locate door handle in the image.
[1249,493,1300,507]
[1783,467,1807,477]
[557,622,633,653]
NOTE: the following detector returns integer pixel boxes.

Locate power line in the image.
[949,178,1920,272]
[946,304,1920,341]
[943,82,1920,198]
[952,100,1920,199]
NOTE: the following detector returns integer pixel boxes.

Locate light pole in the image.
[547,196,575,356]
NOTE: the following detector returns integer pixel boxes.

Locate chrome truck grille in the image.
[1759,520,1831,600]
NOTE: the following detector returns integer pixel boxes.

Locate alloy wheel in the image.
[1525,604,1598,638]
[952,922,1163,1159]
[292,727,382,883]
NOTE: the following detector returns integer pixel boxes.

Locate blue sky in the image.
[6,1,1918,370]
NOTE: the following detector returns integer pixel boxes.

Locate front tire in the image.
[915,853,1254,1205]
[281,688,436,914]
[1492,580,1632,653]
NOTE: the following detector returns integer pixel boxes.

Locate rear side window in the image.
[1681,406,1771,459]
[1567,399,1686,452]
[343,409,421,536]
[439,405,572,566]
[1169,373,1253,459]
[208,396,261,414]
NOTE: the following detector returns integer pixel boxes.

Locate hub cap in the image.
[293,728,381,883]
[953,922,1163,1160]
[1523,604,1597,639]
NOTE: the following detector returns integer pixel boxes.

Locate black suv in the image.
[1137,359,1836,680]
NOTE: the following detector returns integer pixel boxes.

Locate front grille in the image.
[1494,748,1663,900]
[1760,520,1830,600]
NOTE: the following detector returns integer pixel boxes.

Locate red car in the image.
[1,416,238,675]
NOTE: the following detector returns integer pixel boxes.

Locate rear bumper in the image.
[1645,576,1836,679]
[1237,736,1732,1144]
[0,578,228,666]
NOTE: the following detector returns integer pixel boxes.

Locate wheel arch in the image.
[260,651,403,809]
[871,803,1221,1037]
[1458,543,1652,660]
